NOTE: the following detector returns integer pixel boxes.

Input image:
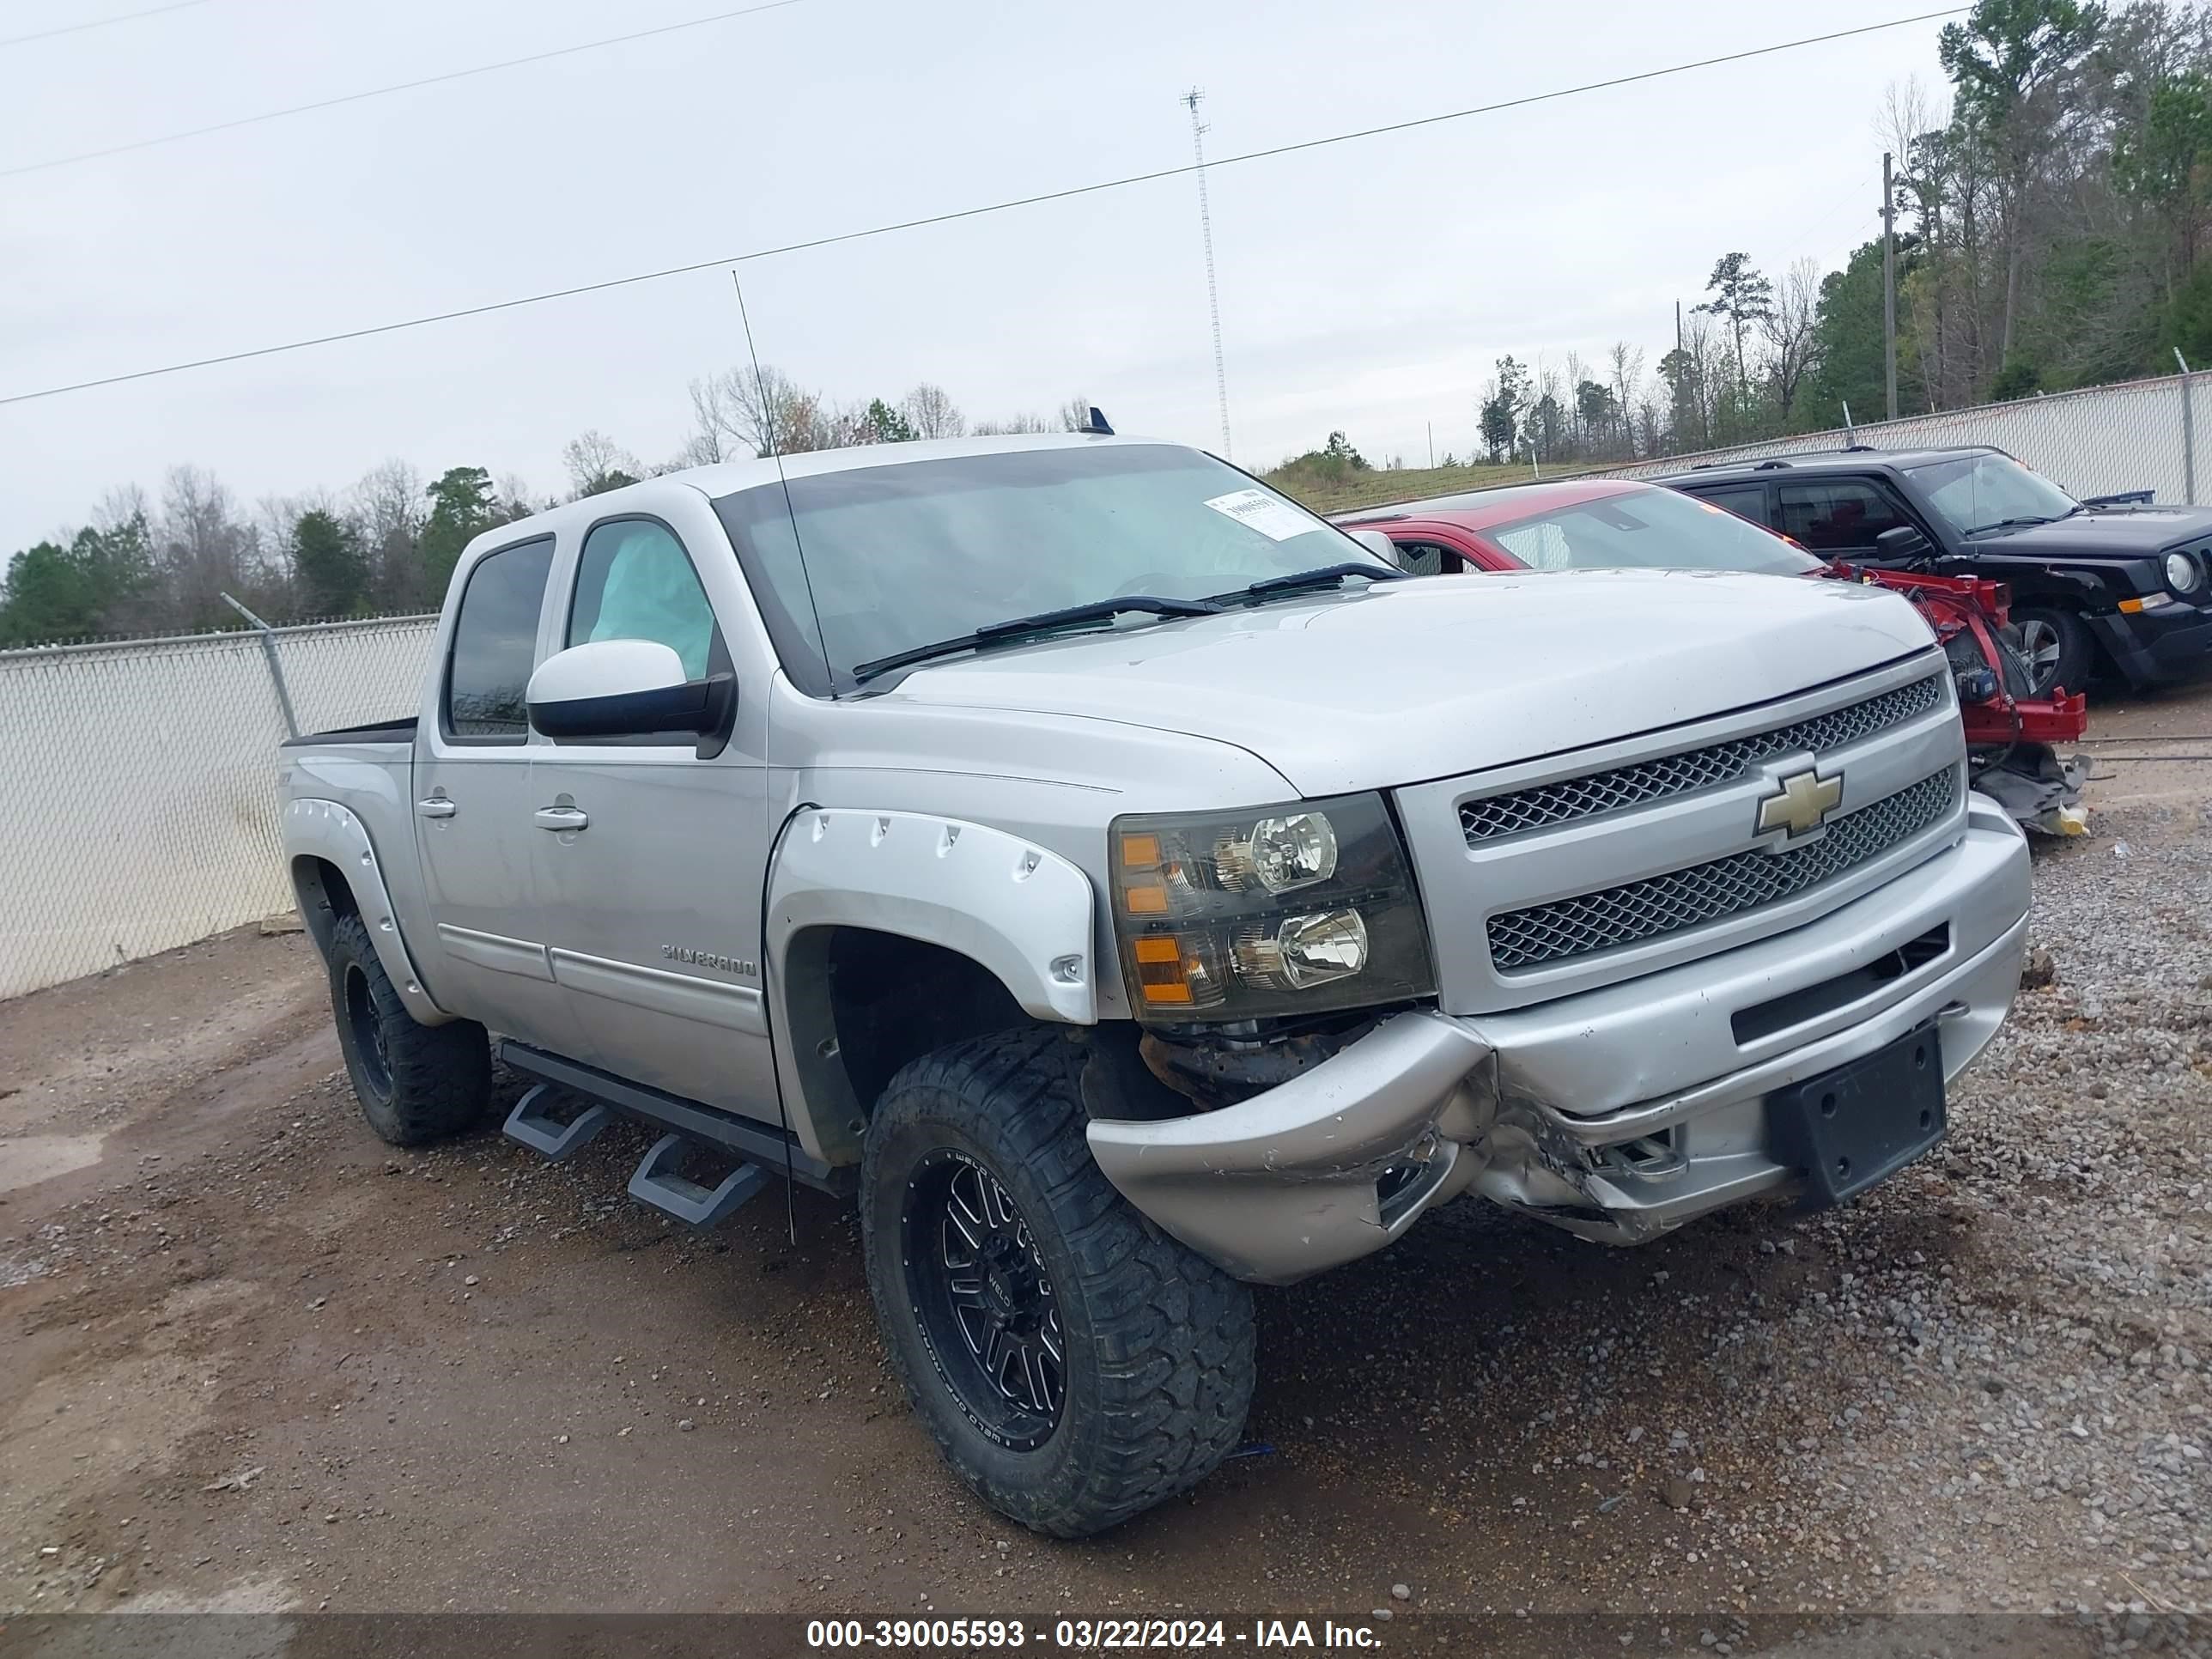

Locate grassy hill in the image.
[1261,459,1591,516]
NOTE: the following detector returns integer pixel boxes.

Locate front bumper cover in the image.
[2087,601,2212,686]
[1087,793,2032,1285]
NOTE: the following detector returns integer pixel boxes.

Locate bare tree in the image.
[680,378,738,467]
[561,430,641,498]
[1607,342,1646,458]
[1564,349,1591,450]
[971,412,1054,434]
[689,363,830,457]
[350,459,427,611]
[898,383,965,439]
[494,473,539,523]
[1056,395,1095,432]
[1528,359,1565,462]
[90,483,151,539]
[158,465,256,629]
[1761,258,1824,424]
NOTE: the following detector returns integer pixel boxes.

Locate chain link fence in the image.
[1603,367,2212,502]
[0,613,434,1000]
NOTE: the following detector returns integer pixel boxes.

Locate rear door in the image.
[528,508,780,1121]
[413,534,580,1048]
[1677,479,1775,529]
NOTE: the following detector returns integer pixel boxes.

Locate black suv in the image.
[1655,445,2212,696]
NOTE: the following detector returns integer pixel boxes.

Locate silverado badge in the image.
[1756,767,1843,840]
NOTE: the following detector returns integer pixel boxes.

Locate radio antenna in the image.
[731,271,832,699]
[730,271,818,1249]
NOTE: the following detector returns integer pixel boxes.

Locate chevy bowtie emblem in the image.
[1757,768,1843,839]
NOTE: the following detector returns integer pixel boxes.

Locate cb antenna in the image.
[731,272,832,695]
[730,271,822,1249]
[1184,88,1231,459]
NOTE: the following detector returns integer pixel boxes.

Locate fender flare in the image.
[283,797,453,1026]
[767,807,1098,1027]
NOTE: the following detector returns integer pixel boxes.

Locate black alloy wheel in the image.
[903,1148,1065,1450]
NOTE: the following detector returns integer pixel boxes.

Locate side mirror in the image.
[1346,527,1405,568]
[1874,524,1933,560]
[527,639,733,750]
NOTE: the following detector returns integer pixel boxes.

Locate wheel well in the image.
[289,854,359,961]
[782,927,1032,1163]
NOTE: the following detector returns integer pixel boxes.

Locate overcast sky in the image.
[1,0,1946,550]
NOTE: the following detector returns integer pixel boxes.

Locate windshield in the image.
[1906,452,2079,536]
[1481,487,1823,575]
[712,443,1388,691]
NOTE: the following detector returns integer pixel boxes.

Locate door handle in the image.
[534,805,589,832]
[417,797,457,819]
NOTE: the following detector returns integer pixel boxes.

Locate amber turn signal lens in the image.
[1119,831,1162,869]
[1132,935,1193,1005]
[1124,882,1170,915]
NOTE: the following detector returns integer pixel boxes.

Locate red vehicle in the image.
[1337,478,2089,833]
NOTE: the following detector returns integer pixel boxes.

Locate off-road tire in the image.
[326,912,489,1146]
[860,1027,1256,1537]
[2012,605,2098,698]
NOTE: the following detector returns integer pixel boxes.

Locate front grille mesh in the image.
[1460,673,1946,845]
[1486,768,1960,972]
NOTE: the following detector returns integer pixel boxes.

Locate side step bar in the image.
[627,1134,771,1227]
[501,1084,614,1162]
[494,1039,848,1195]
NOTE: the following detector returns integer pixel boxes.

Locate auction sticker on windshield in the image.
[1204,488,1315,541]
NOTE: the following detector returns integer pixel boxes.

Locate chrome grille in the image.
[1486,768,1960,972]
[1460,673,1946,845]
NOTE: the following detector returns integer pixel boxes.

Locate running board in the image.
[627,1134,770,1228]
[494,1039,846,1194]
[501,1084,614,1162]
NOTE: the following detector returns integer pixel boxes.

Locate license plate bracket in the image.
[1767,1025,1946,1207]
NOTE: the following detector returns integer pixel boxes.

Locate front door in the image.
[529,514,779,1121]
[413,534,580,1052]
[1773,477,1924,557]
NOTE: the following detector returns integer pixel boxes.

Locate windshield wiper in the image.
[1207,562,1409,606]
[1960,514,2058,536]
[850,596,1222,683]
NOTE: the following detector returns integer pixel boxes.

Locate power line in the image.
[0,0,209,51]
[0,7,1969,410]
[0,0,815,180]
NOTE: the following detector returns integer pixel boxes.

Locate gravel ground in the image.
[2,696,2209,1655]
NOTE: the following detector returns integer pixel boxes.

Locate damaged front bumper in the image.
[1086,793,2032,1285]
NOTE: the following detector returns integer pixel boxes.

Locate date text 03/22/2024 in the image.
[805,1618,1388,1649]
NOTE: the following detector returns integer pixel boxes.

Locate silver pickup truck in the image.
[279,431,2032,1535]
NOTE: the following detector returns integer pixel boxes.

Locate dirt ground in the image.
[3,691,2210,1654]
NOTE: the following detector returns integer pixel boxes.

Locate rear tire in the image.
[860,1027,1256,1537]
[326,912,490,1146]
[2011,605,2096,697]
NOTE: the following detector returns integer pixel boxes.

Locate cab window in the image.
[1392,540,1465,576]
[443,537,555,741]
[568,519,722,680]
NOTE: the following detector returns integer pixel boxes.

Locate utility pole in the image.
[1882,149,1899,422]
[1185,89,1231,459]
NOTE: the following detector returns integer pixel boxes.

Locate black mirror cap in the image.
[530,672,738,757]
[1875,524,1933,557]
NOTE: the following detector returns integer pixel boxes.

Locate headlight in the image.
[1110,793,1436,1024]
[2166,550,2203,594]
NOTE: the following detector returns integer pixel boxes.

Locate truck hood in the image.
[878,569,1938,797]
[1970,504,2212,556]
